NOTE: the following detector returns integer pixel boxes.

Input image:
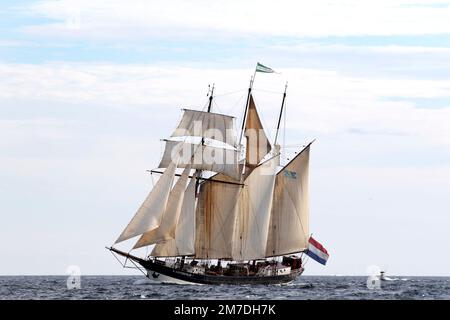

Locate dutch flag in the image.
[306,236,329,265]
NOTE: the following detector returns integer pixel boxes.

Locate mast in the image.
[239,62,275,149]
[196,83,215,192]
[198,84,215,262]
[235,76,253,258]
[273,82,288,147]
[207,83,214,113]
[238,74,256,148]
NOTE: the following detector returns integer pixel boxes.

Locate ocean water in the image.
[1,276,449,300]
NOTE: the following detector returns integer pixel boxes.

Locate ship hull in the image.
[109,247,303,285]
[140,259,303,285]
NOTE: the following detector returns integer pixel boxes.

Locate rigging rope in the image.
[214,88,246,97]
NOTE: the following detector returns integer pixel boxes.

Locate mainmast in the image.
[239,62,275,149]
[238,76,255,148]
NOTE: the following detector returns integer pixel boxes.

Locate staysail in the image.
[114,161,177,244]
[151,175,197,256]
[232,156,278,261]
[266,145,311,257]
[133,166,191,249]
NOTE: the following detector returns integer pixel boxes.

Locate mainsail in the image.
[194,174,241,259]
[266,145,311,257]
[133,166,191,249]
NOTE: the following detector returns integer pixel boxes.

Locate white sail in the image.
[133,166,191,249]
[171,109,236,147]
[194,174,241,259]
[114,162,177,244]
[266,145,310,257]
[151,174,197,256]
[151,239,178,257]
[245,95,272,168]
[232,156,278,261]
[159,140,241,181]
[175,175,197,255]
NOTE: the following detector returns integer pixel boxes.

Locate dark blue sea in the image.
[1,276,449,300]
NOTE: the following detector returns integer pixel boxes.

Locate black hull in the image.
[141,260,303,285]
[109,247,303,285]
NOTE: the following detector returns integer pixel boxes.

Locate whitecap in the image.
[132,279,152,285]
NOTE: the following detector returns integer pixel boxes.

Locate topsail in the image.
[171,109,237,147]
[158,140,241,181]
[245,95,272,169]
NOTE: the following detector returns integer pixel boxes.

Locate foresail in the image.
[232,156,278,261]
[266,145,310,257]
[171,109,236,147]
[133,166,191,249]
[158,140,241,181]
[151,175,197,256]
[175,175,197,255]
[114,162,177,244]
[245,95,272,168]
[151,239,178,257]
[194,174,241,259]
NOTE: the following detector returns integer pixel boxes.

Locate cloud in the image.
[2,62,450,147]
[0,40,30,47]
[275,43,450,54]
[22,0,450,39]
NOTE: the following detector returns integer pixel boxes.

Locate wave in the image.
[132,279,153,286]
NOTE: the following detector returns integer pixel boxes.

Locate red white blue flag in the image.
[306,236,329,265]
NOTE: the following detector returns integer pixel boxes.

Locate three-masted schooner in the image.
[108,63,328,285]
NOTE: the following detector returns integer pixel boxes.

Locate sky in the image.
[1,0,450,276]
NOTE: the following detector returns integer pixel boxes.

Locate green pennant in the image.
[256,62,275,73]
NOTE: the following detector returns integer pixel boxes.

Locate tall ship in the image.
[108,63,329,285]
